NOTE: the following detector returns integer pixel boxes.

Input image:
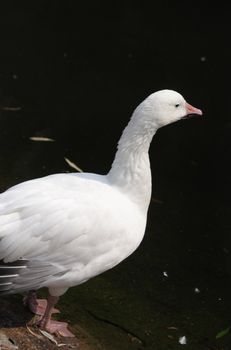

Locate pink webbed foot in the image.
[37,294,75,337]
[39,319,75,337]
[30,298,60,316]
[24,291,60,316]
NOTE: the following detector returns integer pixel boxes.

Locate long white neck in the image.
[107,102,158,211]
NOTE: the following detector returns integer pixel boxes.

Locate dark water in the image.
[0,1,231,349]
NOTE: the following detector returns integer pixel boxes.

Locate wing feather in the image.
[0,174,145,293]
[0,173,130,293]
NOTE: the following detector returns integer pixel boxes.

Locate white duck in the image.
[0,90,202,336]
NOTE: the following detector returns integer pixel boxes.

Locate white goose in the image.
[0,90,202,336]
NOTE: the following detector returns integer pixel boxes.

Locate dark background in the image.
[0,1,231,349]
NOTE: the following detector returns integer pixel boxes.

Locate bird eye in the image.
[175,104,180,108]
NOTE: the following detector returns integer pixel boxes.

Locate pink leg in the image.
[38,294,75,337]
[24,290,60,316]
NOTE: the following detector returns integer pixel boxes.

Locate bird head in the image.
[142,89,202,128]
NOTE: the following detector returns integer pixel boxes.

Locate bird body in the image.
[0,173,146,295]
[0,89,202,335]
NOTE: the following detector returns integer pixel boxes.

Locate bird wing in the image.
[0,173,130,293]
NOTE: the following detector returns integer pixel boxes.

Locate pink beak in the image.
[185,102,203,116]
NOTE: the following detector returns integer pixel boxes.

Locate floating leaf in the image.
[0,106,22,111]
[152,197,163,204]
[167,326,178,330]
[179,336,187,345]
[30,136,55,142]
[64,157,83,172]
[216,327,230,339]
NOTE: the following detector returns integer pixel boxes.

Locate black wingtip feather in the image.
[0,258,28,294]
